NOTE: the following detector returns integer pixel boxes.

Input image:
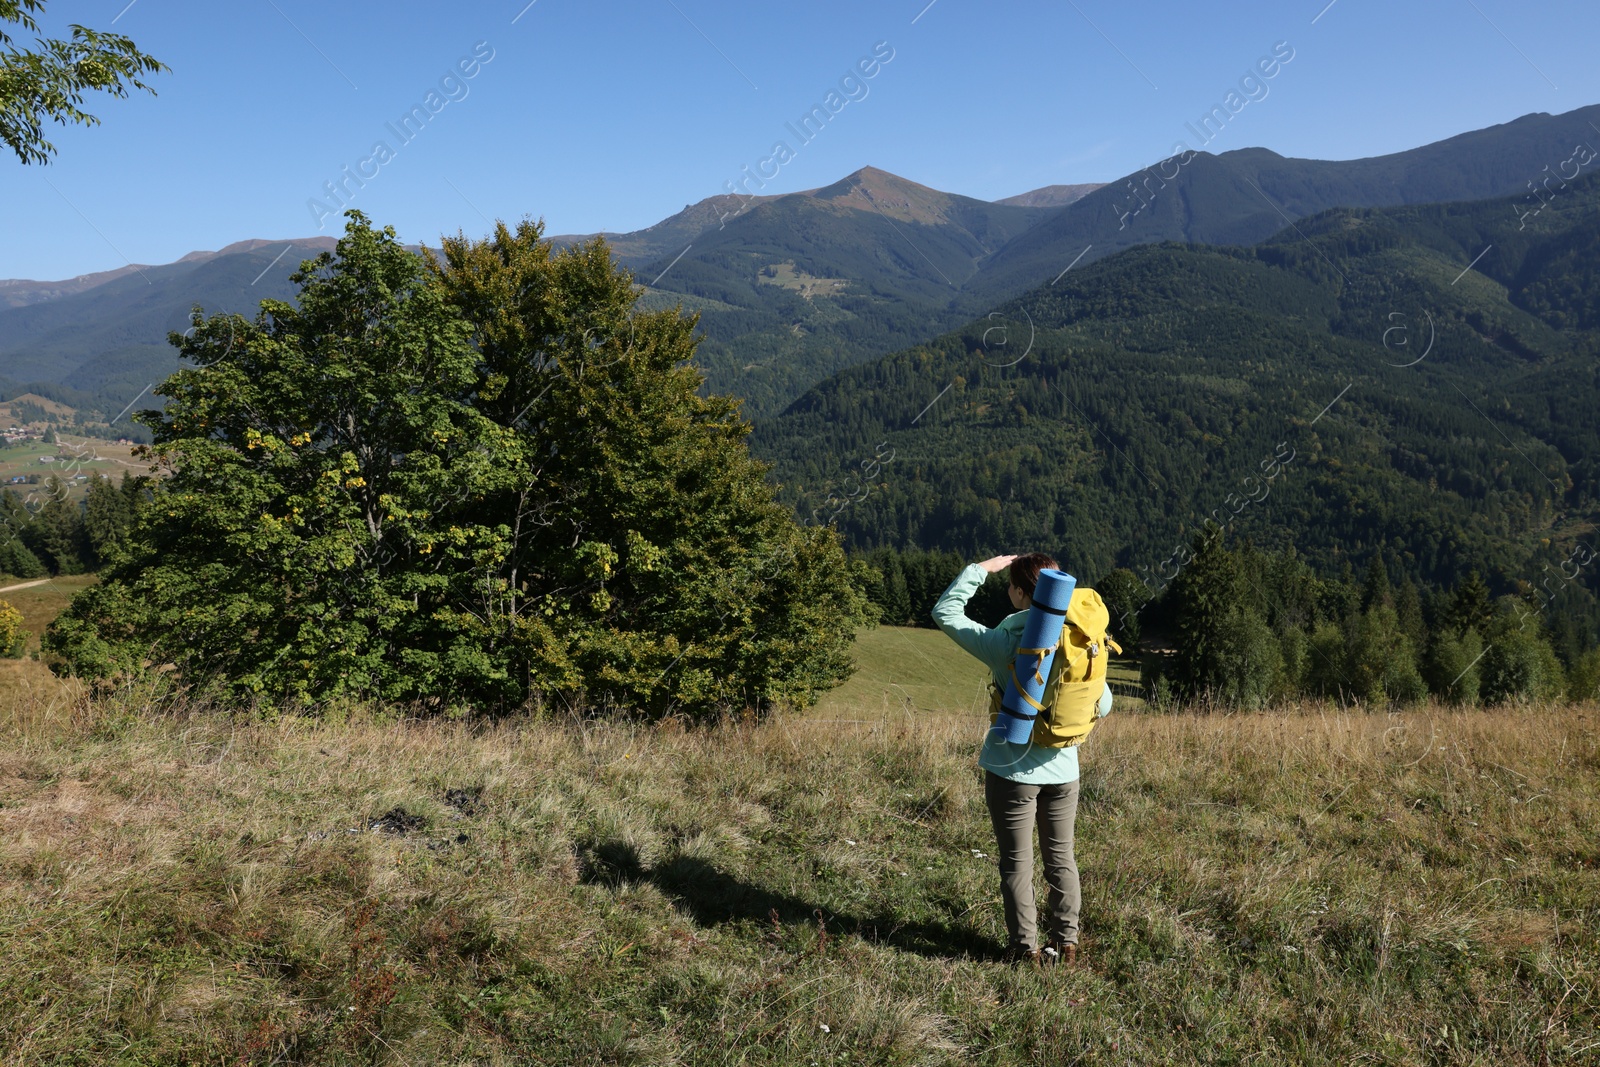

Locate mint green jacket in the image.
[931,563,1112,784]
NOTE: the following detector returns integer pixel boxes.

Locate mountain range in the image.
[749,166,1600,651]
[7,103,1600,422]
[3,103,1599,651]
[0,237,337,417]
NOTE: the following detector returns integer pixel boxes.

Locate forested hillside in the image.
[751,173,1600,644]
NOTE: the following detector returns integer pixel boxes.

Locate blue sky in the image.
[7,0,1599,280]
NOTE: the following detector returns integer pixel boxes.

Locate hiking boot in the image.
[1000,944,1041,968]
[1041,940,1078,967]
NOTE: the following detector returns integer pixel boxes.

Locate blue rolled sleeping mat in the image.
[993,568,1077,744]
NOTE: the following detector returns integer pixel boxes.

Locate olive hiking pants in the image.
[983,771,1081,952]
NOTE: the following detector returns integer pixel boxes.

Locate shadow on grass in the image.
[590,848,996,962]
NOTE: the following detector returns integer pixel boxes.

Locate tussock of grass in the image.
[1,691,1596,1065]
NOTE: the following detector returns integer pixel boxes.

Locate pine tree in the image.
[1445,571,1494,635]
[1361,554,1392,611]
[1395,578,1427,652]
[0,490,47,580]
[33,476,87,574]
[1168,531,1245,701]
[1094,567,1146,649]
[82,472,139,566]
[873,549,911,625]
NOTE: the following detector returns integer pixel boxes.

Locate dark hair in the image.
[1008,552,1059,601]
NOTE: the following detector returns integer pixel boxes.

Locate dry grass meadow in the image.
[0,620,1595,1064]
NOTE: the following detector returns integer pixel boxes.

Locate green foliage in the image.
[47,216,500,702]
[1425,627,1485,706]
[1360,555,1391,612]
[0,597,22,657]
[45,214,866,715]
[1480,606,1565,705]
[1150,531,1536,709]
[1339,605,1429,706]
[1276,625,1309,694]
[1304,622,1348,700]
[1395,579,1427,652]
[852,547,978,628]
[81,471,146,564]
[0,535,44,579]
[0,475,137,579]
[29,476,88,574]
[857,547,909,625]
[425,218,868,712]
[0,491,47,578]
[1566,647,1600,703]
[0,0,167,165]
[1444,571,1494,637]
[1209,607,1283,709]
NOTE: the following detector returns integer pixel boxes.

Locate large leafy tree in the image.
[1,0,166,165]
[46,213,866,714]
[46,215,511,703]
[1480,600,1565,705]
[424,218,866,713]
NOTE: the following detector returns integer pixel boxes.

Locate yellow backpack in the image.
[989,587,1122,748]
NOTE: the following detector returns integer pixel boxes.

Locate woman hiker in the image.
[932,552,1114,967]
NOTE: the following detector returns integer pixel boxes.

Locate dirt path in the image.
[0,579,50,595]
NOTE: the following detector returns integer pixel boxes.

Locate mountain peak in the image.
[817,166,927,197]
[843,164,910,184]
[808,167,963,225]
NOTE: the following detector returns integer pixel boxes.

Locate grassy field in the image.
[2,626,1595,1065]
[811,625,1145,721]
[809,626,990,720]
[758,261,850,300]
